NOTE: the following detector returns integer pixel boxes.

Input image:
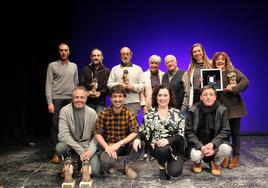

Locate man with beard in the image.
[80,48,110,113]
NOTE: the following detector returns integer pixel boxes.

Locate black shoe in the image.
[159,169,170,180]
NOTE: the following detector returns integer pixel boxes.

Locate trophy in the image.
[226,71,237,89]
[79,159,92,188]
[62,157,75,188]
[88,78,98,97]
[122,70,129,85]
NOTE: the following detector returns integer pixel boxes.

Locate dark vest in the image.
[162,70,185,110]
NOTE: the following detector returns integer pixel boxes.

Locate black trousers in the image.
[50,99,71,153]
[151,145,183,177]
[229,118,241,156]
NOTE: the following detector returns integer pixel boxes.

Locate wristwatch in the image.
[119,140,124,146]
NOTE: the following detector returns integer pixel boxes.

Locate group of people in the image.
[45,42,249,181]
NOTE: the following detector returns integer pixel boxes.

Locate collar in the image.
[120,62,133,67]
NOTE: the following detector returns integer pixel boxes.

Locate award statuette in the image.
[79,159,92,188]
[122,70,129,85]
[88,78,98,97]
[226,71,237,89]
[201,69,223,91]
[62,157,75,188]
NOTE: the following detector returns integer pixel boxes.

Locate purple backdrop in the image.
[69,0,268,133]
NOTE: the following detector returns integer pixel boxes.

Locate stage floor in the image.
[0,135,268,188]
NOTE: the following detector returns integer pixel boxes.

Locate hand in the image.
[133,139,141,152]
[156,138,169,147]
[80,150,92,161]
[105,143,120,154]
[142,106,148,115]
[48,103,55,113]
[202,143,215,156]
[223,87,233,92]
[126,83,134,92]
[95,91,101,98]
[199,77,204,83]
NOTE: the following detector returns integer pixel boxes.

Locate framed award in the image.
[201,69,223,91]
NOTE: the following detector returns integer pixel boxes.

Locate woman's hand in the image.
[156,138,169,147]
[133,139,141,152]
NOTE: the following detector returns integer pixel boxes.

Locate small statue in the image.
[63,157,74,183]
[79,159,92,188]
[81,159,91,182]
[122,70,129,85]
[226,71,237,89]
[88,78,99,97]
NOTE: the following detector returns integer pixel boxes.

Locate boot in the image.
[222,156,230,168]
[159,169,170,180]
[211,161,221,176]
[124,161,138,179]
[192,163,202,173]
[229,156,240,169]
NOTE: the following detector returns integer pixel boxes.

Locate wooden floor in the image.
[0,135,268,188]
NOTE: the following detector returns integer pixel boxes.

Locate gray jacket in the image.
[58,103,98,155]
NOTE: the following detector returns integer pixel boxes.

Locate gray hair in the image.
[148,55,161,64]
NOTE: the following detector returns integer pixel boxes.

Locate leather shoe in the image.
[51,155,61,164]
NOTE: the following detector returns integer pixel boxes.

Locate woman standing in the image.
[212,52,249,168]
[188,43,211,107]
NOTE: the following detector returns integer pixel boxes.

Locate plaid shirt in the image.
[93,106,139,144]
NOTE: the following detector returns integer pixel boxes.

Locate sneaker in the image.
[124,162,138,179]
[159,169,170,180]
[51,155,61,164]
[211,161,221,176]
[192,163,202,173]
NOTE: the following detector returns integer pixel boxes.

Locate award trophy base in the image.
[62,180,75,188]
[79,180,92,188]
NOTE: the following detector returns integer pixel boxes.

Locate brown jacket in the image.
[218,67,249,119]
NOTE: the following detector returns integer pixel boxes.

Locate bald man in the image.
[107,47,145,116]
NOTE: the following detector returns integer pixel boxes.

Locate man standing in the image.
[107,47,144,116]
[185,85,232,176]
[79,48,110,114]
[162,55,190,111]
[45,43,78,164]
[93,85,143,179]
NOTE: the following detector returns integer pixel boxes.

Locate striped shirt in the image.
[93,106,138,144]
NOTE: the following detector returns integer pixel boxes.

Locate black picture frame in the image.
[201,69,223,91]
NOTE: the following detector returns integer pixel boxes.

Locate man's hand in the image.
[201,143,215,156]
[80,150,92,161]
[105,143,120,159]
[48,103,54,113]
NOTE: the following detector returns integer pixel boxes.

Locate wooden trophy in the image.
[62,157,75,188]
[79,159,92,188]
[226,71,237,89]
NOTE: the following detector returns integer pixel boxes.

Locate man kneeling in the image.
[93,85,143,179]
[185,85,232,176]
[56,86,101,184]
